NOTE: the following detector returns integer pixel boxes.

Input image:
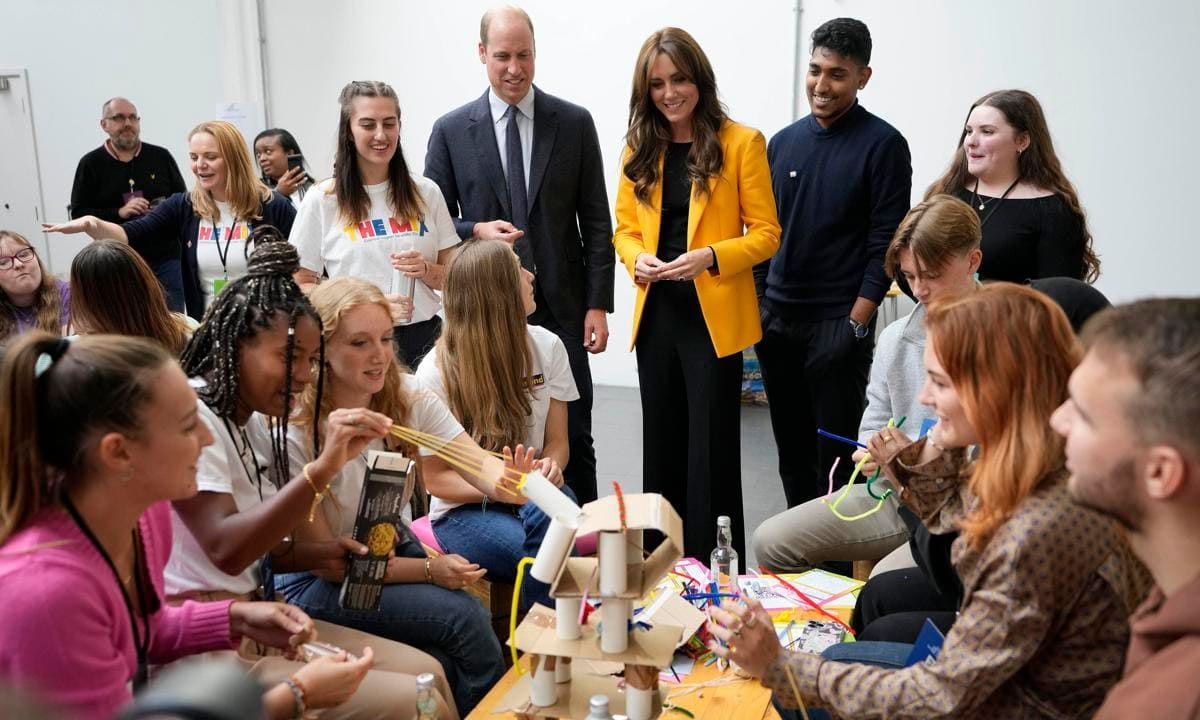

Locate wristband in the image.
[425,556,434,584]
[284,676,307,719]
[303,463,327,523]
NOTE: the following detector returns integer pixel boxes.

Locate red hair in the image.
[925,283,1081,549]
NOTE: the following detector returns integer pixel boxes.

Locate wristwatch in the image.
[848,317,870,340]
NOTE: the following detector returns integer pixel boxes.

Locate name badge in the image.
[213,277,229,296]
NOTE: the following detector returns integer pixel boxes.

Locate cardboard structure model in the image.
[496,482,686,720]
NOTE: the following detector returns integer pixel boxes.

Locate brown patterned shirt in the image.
[762,439,1151,719]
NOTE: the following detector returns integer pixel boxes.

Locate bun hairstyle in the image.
[181,225,324,487]
[0,332,171,544]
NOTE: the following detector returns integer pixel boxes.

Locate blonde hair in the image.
[884,195,981,280]
[437,240,532,451]
[188,120,273,223]
[925,283,1081,550]
[294,277,421,525]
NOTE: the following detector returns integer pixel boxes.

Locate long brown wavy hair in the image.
[623,27,727,205]
[437,240,532,452]
[924,283,1081,550]
[925,90,1100,282]
[331,81,425,225]
[294,277,420,526]
[188,121,273,224]
[69,240,189,356]
[0,231,63,341]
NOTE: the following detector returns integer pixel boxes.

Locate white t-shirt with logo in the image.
[195,200,251,308]
[283,376,465,537]
[415,325,579,521]
[290,177,461,323]
[164,401,278,597]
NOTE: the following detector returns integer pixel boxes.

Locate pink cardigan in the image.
[0,501,237,719]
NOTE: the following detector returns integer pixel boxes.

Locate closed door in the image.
[0,68,51,269]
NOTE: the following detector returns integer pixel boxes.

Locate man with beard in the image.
[70,97,186,223]
[1052,297,1200,719]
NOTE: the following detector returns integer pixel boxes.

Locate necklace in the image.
[971,177,1021,227]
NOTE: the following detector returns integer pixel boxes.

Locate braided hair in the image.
[180,225,323,490]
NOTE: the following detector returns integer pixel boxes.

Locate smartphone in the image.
[286,154,305,174]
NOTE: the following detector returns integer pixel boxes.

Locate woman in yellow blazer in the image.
[612,27,780,558]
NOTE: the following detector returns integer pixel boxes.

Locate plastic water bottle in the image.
[585,694,613,720]
[392,238,418,326]
[710,515,739,591]
[415,672,438,719]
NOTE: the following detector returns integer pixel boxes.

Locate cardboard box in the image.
[339,451,415,612]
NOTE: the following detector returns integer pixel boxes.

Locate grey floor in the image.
[591,385,786,567]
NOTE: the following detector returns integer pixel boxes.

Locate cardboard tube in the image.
[600,598,630,654]
[598,532,627,595]
[555,596,582,640]
[555,656,572,684]
[521,471,582,522]
[625,686,653,720]
[625,528,643,564]
[531,514,578,584]
[530,654,558,707]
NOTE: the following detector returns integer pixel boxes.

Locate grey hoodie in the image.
[857,303,936,442]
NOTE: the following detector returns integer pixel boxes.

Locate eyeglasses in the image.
[0,247,36,270]
[105,113,140,124]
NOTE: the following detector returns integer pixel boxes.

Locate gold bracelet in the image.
[424,556,433,584]
[303,463,326,523]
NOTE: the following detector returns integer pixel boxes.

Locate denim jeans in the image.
[275,571,504,715]
[432,485,578,610]
[772,641,913,720]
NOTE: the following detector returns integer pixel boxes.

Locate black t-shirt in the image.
[956,187,1087,283]
[656,142,692,263]
[70,143,188,223]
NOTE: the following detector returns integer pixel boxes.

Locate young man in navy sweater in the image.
[755,18,912,508]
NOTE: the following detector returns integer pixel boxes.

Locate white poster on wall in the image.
[215,101,260,152]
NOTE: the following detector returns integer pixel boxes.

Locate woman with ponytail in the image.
[0,333,373,719]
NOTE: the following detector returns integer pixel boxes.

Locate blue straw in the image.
[817,428,868,449]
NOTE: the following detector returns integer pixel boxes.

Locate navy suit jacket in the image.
[424,87,614,335]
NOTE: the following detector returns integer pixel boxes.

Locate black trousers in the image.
[851,567,959,643]
[635,281,744,559]
[393,316,442,370]
[529,296,598,506]
[755,301,874,508]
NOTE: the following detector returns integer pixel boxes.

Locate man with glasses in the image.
[69,97,186,223]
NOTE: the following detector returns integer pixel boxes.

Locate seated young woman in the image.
[164,226,459,719]
[415,240,577,609]
[0,333,372,720]
[0,230,68,347]
[69,239,194,355]
[282,276,505,713]
[708,283,1150,719]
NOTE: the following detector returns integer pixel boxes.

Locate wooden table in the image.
[467,653,782,720]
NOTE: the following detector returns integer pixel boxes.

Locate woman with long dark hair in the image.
[291,81,461,367]
[612,27,780,557]
[925,89,1099,283]
[254,128,315,208]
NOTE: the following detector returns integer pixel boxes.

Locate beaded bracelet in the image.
[284,676,307,719]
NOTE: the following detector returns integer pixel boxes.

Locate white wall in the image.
[260,0,797,387]
[0,1,234,274]
[797,0,1200,306]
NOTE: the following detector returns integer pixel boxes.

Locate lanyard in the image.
[62,496,150,690]
[222,417,265,501]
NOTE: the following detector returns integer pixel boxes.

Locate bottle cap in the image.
[717,515,731,527]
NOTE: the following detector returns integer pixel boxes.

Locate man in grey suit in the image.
[425,6,614,504]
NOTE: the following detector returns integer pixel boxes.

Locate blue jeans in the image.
[432,485,577,610]
[275,571,504,715]
[773,641,913,720]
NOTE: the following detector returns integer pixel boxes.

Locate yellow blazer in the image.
[612,121,781,358]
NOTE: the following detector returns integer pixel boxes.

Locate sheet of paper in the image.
[791,568,864,596]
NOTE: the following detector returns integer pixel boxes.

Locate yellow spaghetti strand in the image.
[510,556,535,673]
[784,662,812,720]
